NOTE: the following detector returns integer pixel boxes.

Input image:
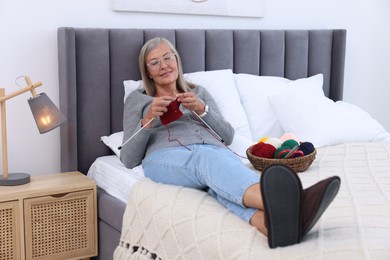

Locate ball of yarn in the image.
[264,137,282,149]
[274,145,291,159]
[280,133,300,143]
[251,142,276,158]
[281,139,299,150]
[299,142,315,155]
[258,136,269,143]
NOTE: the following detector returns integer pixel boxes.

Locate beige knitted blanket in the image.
[114,142,390,259]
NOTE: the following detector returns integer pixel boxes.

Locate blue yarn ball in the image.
[299,142,315,155]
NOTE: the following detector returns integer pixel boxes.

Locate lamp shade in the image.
[28,92,66,134]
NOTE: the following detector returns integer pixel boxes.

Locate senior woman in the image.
[120,37,340,248]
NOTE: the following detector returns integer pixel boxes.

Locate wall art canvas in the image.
[113,0,265,18]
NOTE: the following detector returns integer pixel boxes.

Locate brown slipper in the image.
[301,176,341,237]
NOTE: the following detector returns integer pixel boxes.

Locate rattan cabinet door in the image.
[0,201,21,260]
[23,190,96,260]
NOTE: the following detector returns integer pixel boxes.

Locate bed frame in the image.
[57,28,346,259]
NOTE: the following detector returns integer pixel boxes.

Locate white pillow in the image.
[234,73,325,142]
[123,80,143,103]
[268,94,390,148]
[87,155,144,203]
[101,131,124,157]
[183,69,252,143]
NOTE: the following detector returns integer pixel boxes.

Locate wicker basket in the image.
[246,146,316,173]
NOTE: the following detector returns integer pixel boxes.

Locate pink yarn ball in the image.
[280,133,300,143]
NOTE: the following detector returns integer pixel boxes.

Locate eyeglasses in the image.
[146,53,176,70]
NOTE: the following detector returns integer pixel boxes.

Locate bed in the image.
[57,28,390,259]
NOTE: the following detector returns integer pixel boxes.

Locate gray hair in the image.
[138,37,195,96]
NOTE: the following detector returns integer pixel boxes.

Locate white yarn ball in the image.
[265,137,282,149]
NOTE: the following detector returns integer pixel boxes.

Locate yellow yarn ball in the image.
[258,136,269,143]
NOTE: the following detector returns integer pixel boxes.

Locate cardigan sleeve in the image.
[120,90,153,168]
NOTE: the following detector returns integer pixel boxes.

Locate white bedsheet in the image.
[87,155,145,203]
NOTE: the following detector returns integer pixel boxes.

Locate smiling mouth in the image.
[160,70,172,77]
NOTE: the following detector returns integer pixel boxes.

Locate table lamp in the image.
[0,76,66,186]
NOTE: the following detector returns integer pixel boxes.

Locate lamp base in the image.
[0,173,31,186]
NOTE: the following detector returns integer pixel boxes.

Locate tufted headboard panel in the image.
[58,28,346,174]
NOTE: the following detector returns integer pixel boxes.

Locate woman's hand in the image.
[177,92,205,115]
[142,96,176,127]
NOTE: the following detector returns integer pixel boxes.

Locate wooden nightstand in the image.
[0,171,97,260]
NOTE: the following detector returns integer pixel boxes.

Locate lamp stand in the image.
[0,79,42,186]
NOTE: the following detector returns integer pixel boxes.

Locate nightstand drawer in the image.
[24,189,96,260]
[0,201,21,260]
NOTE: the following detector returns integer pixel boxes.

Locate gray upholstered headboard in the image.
[58,28,346,174]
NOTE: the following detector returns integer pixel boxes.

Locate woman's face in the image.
[146,43,179,90]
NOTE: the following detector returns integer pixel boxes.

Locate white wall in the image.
[1,0,389,176]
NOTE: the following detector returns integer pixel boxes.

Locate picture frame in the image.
[112,0,265,18]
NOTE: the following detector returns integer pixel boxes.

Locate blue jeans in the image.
[142,144,259,222]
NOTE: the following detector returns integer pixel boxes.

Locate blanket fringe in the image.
[114,241,162,260]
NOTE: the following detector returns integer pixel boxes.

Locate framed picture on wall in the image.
[112,0,265,18]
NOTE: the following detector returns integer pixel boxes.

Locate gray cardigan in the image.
[120,85,235,168]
